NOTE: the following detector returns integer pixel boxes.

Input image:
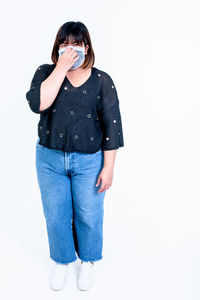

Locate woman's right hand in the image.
[57,47,79,71]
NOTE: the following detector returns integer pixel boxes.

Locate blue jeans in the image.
[35,137,106,264]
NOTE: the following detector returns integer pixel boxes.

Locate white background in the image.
[1,0,200,299]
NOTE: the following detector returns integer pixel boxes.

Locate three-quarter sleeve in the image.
[99,72,124,151]
[25,64,52,114]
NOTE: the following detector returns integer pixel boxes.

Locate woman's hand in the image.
[57,47,79,72]
[96,166,114,193]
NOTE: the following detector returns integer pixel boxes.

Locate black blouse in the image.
[26,63,124,153]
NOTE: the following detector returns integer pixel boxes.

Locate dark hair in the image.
[51,21,95,69]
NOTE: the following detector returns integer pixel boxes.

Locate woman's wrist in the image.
[55,62,69,76]
[103,164,114,172]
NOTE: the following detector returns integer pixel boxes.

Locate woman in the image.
[26,21,124,291]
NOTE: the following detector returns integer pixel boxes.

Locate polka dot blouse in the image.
[26,64,124,153]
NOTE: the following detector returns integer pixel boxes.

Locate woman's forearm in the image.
[103,149,117,170]
[39,64,67,112]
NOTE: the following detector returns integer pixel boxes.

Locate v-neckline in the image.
[65,67,95,89]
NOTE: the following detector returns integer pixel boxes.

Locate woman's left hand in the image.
[96,166,114,193]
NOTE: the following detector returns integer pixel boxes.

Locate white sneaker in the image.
[48,261,69,291]
[77,261,95,291]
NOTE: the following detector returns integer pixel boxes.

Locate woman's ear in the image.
[85,45,89,55]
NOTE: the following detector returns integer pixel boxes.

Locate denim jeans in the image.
[35,137,106,264]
